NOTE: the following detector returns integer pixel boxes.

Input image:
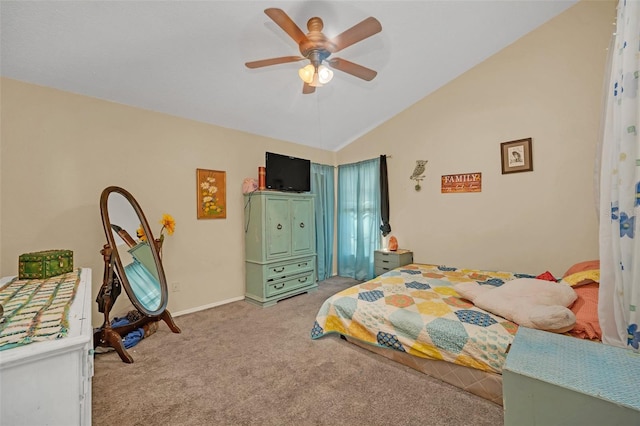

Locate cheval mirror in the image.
[94,186,181,363]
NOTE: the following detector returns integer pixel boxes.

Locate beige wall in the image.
[337,0,615,276]
[0,78,333,325]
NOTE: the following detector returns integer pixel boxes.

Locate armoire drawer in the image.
[266,271,315,297]
[265,257,315,281]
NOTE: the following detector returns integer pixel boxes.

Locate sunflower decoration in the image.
[136,225,147,241]
[159,214,176,243]
[136,214,176,253]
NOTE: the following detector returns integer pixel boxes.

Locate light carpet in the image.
[92,276,503,425]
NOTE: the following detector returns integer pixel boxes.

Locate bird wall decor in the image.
[410,160,428,191]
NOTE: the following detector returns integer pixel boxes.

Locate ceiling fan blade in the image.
[303,82,316,94]
[264,8,310,46]
[327,58,377,81]
[329,17,382,53]
[245,56,306,69]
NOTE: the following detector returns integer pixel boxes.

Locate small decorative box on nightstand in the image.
[374,249,413,276]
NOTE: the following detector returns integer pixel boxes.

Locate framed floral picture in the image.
[196,169,226,219]
[500,138,533,174]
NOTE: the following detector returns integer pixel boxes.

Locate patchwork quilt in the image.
[311,264,536,374]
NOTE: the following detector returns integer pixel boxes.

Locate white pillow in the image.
[454,278,577,333]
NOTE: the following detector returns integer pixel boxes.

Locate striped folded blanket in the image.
[0,269,81,351]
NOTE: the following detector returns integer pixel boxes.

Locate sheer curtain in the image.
[599,0,640,350]
[337,158,381,280]
[310,163,335,281]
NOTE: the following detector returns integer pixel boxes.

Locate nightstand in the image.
[374,249,413,276]
[503,327,640,425]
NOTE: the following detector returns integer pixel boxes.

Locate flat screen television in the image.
[265,152,311,192]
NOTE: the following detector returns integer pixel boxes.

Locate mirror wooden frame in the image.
[94,186,181,363]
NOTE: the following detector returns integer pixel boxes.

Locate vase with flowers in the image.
[137,213,176,259]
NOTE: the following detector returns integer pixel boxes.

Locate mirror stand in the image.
[94,244,181,364]
[96,186,181,363]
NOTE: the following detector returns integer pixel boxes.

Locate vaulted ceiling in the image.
[0,1,577,151]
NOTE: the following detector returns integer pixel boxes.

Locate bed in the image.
[311,262,601,405]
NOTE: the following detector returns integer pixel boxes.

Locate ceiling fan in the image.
[245,8,382,94]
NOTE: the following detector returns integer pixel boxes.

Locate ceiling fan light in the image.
[317,65,333,84]
[310,71,322,87]
[298,64,315,84]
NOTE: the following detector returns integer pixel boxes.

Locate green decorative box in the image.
[18,249,74,280]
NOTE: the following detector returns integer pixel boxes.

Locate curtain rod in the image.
[331,155,392,168]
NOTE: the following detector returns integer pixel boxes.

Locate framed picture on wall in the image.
[196,168,226,219]
[501,138,533,174]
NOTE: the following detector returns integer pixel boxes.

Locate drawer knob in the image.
[299,222,305,228]
[277,224,282,230]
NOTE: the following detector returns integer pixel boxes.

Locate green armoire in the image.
[244,191,317,307]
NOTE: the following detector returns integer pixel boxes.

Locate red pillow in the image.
[568,282,601,340]
[536,271,557,282]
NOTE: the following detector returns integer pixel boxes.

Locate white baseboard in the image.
[171,296,245,317]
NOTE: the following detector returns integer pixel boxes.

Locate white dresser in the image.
[0,268,93,426]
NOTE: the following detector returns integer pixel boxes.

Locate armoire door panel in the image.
[291,198,314,255]
[265,197,291,258]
